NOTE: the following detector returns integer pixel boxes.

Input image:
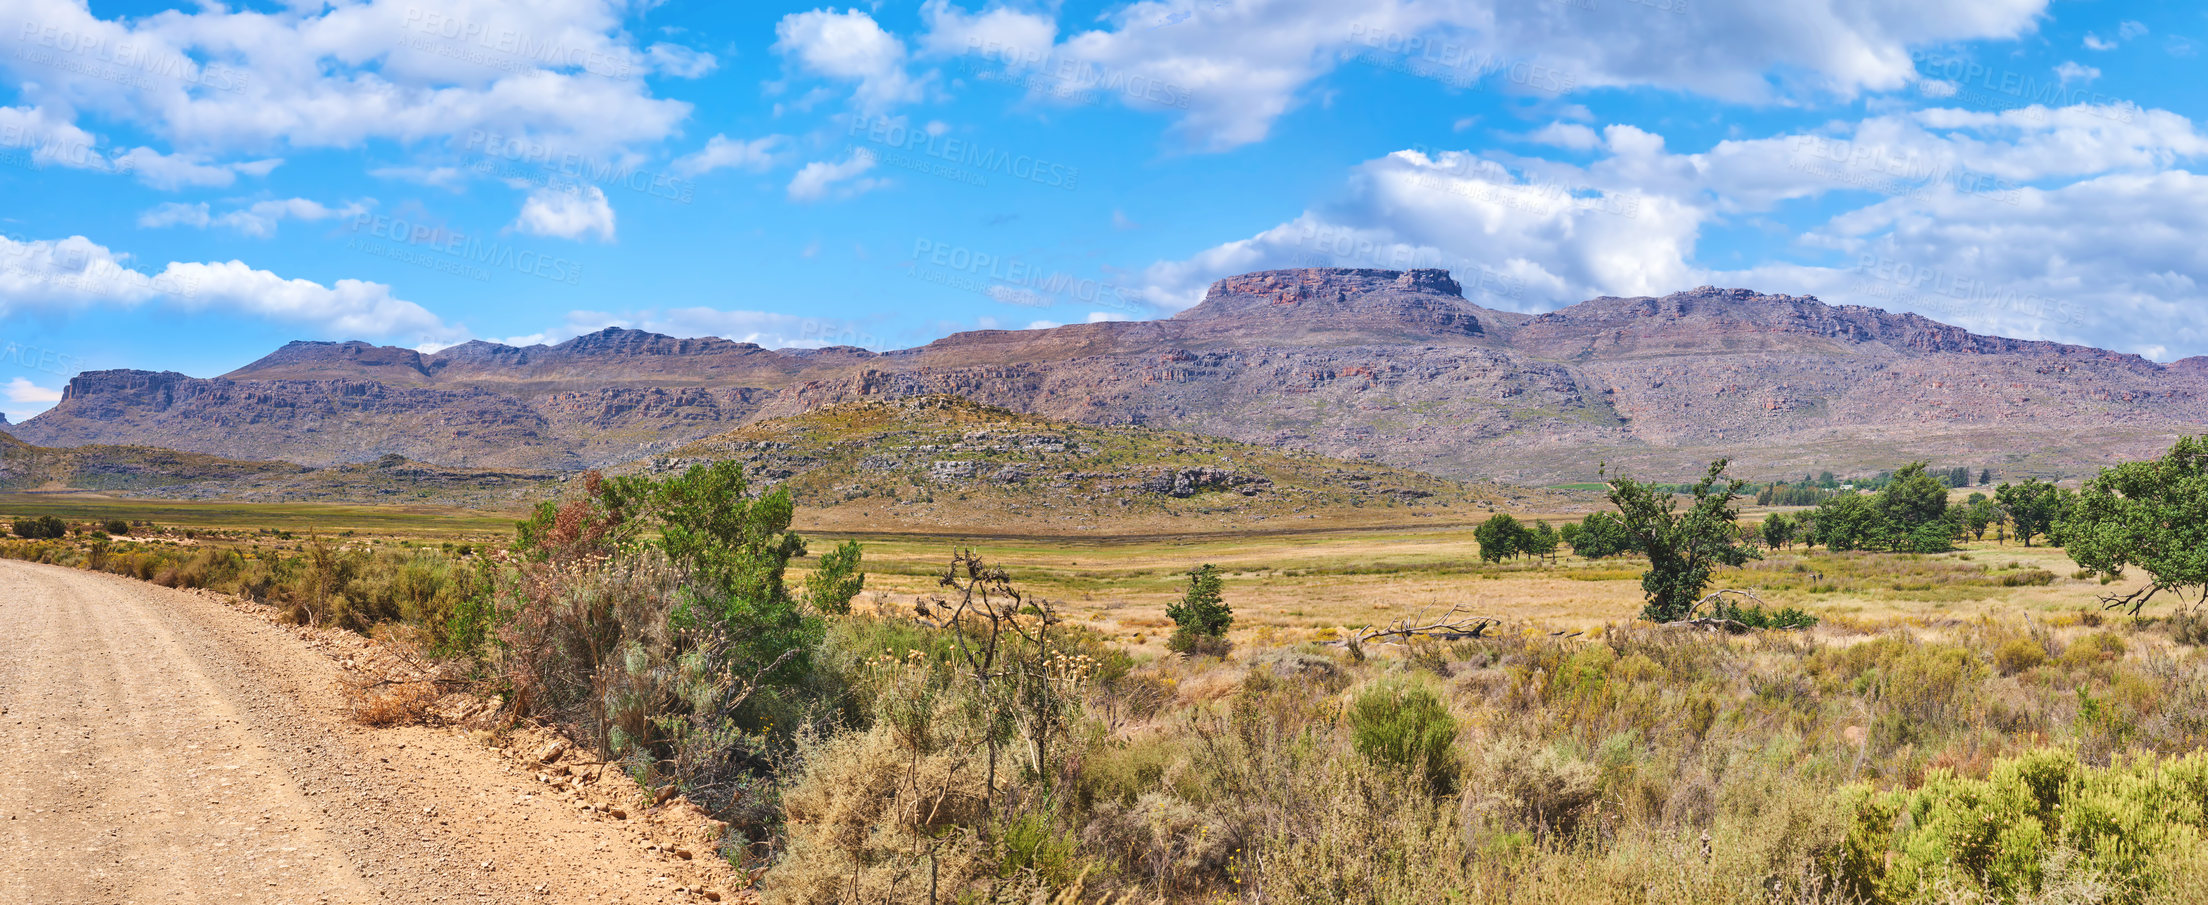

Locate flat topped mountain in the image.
[1173,267,1498,340]
[16,270,2207,483]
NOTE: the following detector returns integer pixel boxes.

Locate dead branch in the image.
[1662,617,1751,634]
[1351,603,1505,644]
[1687,588,1769,619]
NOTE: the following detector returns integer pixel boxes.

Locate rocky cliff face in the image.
[17,269,2208,483]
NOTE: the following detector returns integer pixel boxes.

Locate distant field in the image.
[0,492,518,539]
[828,526,2107,657]
[0,491,2116,659]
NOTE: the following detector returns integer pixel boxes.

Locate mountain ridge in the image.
[18,269,2205,483]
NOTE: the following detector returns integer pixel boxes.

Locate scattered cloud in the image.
[512,185,616,241]
[0,233,462,345]
[787,151,885,202]
[673,134,790,177]
[138,198,370,238]
[2055,61,2100,85]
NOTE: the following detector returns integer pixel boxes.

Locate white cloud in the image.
[2055,61,2100,85]
[1526,122,1602,150]
[924,0,2050,150]
[5,377,62,404]
[2119,21,2150,41]
[1,377,63,422]
[0,105,117,173]
[673,134,789,177]
[512,185,616,241]
[368,165,468,188]
[646,42,718,78]
[2084,34,2117,51]
[0,1,692,162]
[773,8,923,112]
[916,0,1055,60]
[0,233,462,345]
[138,198,369,237]
[787,151,885,202]
[109,148,282,190]
[1132,101,2208,357]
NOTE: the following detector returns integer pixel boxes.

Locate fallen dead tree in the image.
[1350,604,1505,645]
[1658,589,1805,633]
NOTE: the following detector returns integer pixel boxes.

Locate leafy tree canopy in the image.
[2062,437,2208,614]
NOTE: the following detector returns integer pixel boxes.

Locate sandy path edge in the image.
[0,559,753,905]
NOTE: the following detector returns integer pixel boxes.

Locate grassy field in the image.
[837,524,2111,655]
[0,492,519,539]
[0,492,2116,654]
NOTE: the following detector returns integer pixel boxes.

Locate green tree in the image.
[1566,511,1636,559]
[1608,459,1761,623]
[805,539,866,615]
[1996,478,2070,547]
[1524,520,1561,564]
[1475,513,1528,563]
[1961,496,1997,541]
[1979,467,1994,486]
[1811,493,1894,552]
[1878,462,1952,531]
[2061,437,2208,614]
[1165,563,1233,637]
[1760,512,1796,550]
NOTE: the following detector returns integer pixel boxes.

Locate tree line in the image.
[1481,438,2208,625]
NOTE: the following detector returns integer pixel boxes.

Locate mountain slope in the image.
[635,395,1558,535]
[0,431,554,506]
[16,269,2207,483]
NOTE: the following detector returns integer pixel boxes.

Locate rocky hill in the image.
[631,396,1560,536]
[15,269,2206,483]
[0,431,554,507]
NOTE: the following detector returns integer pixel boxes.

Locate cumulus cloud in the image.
[787,151,885,202]
[773,8,924,112]
[0,0,693,166]
[512,185,616,241]
[138,198,370,237]
[1131,100,2208,357]
[673,134,789,176]
[0,233,462,345]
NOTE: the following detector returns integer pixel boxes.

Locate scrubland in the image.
[4,504,2206,904]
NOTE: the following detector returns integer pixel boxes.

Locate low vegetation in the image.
[3,436,2206,903]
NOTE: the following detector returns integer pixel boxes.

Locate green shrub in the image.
[11,515,65,540]
[1838,748,2208,903]
[1998,569,2057,587]
[1166,626,1231,657]
[1347,680,1458,793]
[101,518,130,535]
[1165,563,1232,639]
[1993,638,2047,675]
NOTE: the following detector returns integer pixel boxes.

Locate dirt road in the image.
[0,560,743,905]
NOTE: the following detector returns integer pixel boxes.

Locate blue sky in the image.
[2,0,2205,421]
